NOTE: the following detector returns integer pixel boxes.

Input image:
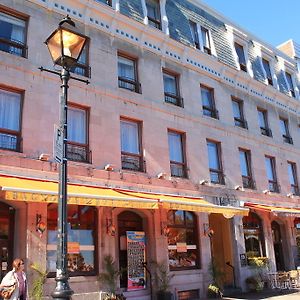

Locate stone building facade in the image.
[0,0,300,299]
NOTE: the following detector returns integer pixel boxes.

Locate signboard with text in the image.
[127,231,146,291]
[53,124,63,163]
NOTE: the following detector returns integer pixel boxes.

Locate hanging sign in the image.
[127,231,146,291]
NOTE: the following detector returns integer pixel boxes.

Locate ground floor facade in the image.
[0,173,300,299]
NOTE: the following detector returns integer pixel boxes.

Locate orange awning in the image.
[245,202,300,216]
[0,175,248,216]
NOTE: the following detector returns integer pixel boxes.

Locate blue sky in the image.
[201,0,300,48]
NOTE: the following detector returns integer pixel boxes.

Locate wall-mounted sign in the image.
[176,242,187,253]
[127,231,146,291]
[240,253,247,267]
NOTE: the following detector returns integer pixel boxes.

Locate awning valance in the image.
[245,202,300,216]
[0,175,248,216]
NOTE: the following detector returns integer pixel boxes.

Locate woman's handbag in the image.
[0,283,16,299]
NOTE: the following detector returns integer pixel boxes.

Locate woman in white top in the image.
[0,258,28,300]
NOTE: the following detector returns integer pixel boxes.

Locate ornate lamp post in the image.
[44,16,88,300]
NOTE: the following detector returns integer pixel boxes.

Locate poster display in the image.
[126,231,146,291]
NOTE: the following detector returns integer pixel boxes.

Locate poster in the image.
[127,231,146,291]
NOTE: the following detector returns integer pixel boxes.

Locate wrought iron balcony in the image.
[67,143,91,163]
[121,153,145,172]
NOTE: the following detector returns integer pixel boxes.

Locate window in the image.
[0,87,22,151]
[262,58,273,86]
[120,118,144,172]
[0,8,27,57]
[163,71,183,107]
[239,149,255,189]
[167,210,198,270]
[168,131,187,178]
[189,20,200,50]
[243,212,265,259]
[47,204,97,276]
[201,85,218,119]
[279,118,293,144]
[288,162,299,196]
[70,43,90,77]
[257,108,272,137]
[207,140,224,184]
[118,54,141,93]
[67,105,90,163]
[201,26,212,55]
[146,0,161,29]
[234,42,247,72]
[232,98,247,128]
[285,71,295,98]
[95,0,112,6]
[265,156,279,193]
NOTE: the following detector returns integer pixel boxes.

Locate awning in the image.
[244,202,300,216]
[0,175,248,216]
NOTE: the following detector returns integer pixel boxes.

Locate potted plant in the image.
[30,263,48,300]
[153,261,174,300]
[207,284,222,298]
[245,257,269,291]
[206,260,224,298]
[99,255,126,300]
[245,276,264,291]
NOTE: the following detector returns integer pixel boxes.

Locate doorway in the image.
[209,213,234,288]
[118,211,143,288]
[0,202,15,281]
[271,221,285,271]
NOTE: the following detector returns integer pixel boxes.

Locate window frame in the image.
[285,71,296,98]
[288,161,299,196]
[0,6,28,58]
[67,103,91,163]
[167,210,199,270]
[146,0,161,30]
[0,85,23,152]
[189,20,200,50]
[239,148,255,189]
[232,97,247,129]
[279,117,293,144]
[200,26,212,55]
[163,69,183,107]
[234,42,247,72]
[262,58,273,86]
[168,130,187,178]
[257,108,272,137]
[207,139,225,185]
[120,117,145,172]
[117,52,141,94]
[265,155,279,193]
[200,84,218,119]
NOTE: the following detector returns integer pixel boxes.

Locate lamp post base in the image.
[51,276,74,300]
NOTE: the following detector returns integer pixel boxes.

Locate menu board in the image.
[127,231,146,291]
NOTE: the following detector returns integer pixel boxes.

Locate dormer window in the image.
[146,0,161,30]
[234,42,247,72]
[189,20,200,50]
[201,26,212,55]
[189,21,213,55]
[285,71,295,98]
[262,58,273,86]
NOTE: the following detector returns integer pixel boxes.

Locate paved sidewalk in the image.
[222,288,300,300]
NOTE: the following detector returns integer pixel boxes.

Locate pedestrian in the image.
[0,258,28,300]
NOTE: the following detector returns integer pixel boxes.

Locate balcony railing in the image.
[67,143,91,163]
[121,153,144,172]
[164,92,183,107]
[242,176,256,189]
[118,76,141,93]
[71,63,91,78]
[203,106,219,119]
[0,38,27,58]
[234,118,248,129]
[210,169,225,185]
[268,180,280,193]
[283,134,293,144]
[260,127,272,137]
[170,161,187,178]
[0,132,21,152]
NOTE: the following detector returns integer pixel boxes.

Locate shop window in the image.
[47,204,97,276]
[0,8,28,57]
[167,210,198,270]
[67,104,91,163]
[201,85,218,119]
[0,87,22,152]
[243,212,265,259]
[120,118,144,172]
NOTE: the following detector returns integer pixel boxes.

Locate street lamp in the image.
[44,16,88,300]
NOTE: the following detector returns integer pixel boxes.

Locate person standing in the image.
[0,258,28,300]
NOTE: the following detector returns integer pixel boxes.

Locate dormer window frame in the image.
[234,41,248,72]
[259,45,278,88]
[284,69,297,98]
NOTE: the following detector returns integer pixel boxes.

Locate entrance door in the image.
[0,202,15,281]
[118,211,143,288]
[209,214,234,288]
[271,221,285,271]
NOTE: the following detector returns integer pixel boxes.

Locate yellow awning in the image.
[0,175,158,209]
[114,190,249,216]
[0,175,248,216]
[245,202,300,216]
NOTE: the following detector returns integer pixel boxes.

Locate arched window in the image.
[167,210,198,270]
[47,204,97,276]
[243,212,265,258]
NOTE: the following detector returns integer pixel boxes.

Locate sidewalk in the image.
[221,288,300,300]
